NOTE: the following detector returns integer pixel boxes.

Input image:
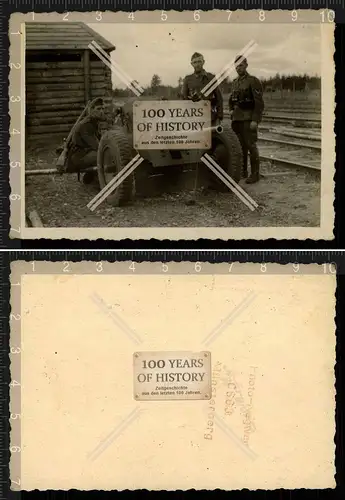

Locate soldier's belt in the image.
[237,101,255,110]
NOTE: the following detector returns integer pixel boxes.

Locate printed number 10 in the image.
[320,10,335,22]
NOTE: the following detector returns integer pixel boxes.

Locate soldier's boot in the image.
[245,173,259,184]
[245,147,260,184]
[245,161,260,184]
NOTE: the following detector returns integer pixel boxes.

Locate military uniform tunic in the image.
[66,116,101,173]
[229,73,264,122]
[182,70,223,121]
[229,72,264,179]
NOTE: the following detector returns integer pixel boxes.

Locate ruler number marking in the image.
[321,10,335,22]
[10,194,21,201]
[291,10,298,22]
[194,10,201,21]
[10,313,21,321]
[10,446,21,453]
[323,263,336,274]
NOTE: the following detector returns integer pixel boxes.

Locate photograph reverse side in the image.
[10,11,335,240]
[10,261,336,490]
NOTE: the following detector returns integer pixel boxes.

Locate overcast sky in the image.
[88,23,321,89]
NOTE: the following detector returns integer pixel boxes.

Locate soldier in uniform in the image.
[229,56,264,184]
[182,52,223,124]
[65,97,104,180]
[181,53,224,200]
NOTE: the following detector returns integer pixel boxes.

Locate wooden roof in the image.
[25,22,115,52]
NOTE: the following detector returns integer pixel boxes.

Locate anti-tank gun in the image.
[95,95,244,206]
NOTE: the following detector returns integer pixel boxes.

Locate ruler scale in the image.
[0,248,344,267]
[0,252,9,500]
[0,1,343,11]
[0,249,344,494]
[0,0,343,8]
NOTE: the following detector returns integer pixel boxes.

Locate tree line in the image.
[112,73,321,97]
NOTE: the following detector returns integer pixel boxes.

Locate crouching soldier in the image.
[65,97,104,182]
[182,52,223,125]
[229,56,264,184]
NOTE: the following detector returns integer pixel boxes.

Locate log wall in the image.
[26,55,113,141]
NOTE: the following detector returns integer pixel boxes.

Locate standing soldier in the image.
[229,56,264,184]
[182,52,223,125]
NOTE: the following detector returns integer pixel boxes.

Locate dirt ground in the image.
[25,142,320,228]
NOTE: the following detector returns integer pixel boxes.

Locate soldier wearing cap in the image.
[182,52,223,124]
[65,97,104,175]
[229,56,264,184]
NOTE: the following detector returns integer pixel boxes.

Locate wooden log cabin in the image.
[25,22,115,142]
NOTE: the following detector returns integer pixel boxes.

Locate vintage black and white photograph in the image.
[10,11,335,239]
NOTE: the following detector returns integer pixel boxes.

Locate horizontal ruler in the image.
[1,1,344,10]
[1,249,345,264]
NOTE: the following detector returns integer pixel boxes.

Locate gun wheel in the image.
[209,123,243,190]
[97,129,135,206]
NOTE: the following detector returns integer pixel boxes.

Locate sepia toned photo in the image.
[10,260,336,490]
[9,10,335,240]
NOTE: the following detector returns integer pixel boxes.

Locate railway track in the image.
[259,113,321,172]
[258,138,321,173]
[259,134,320,151]
[222,105,322,173]
[259,125,321,142]
[262,114,321,128]
[265,107,320,116]
[259,155,321,173]
[224,111,321,129]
